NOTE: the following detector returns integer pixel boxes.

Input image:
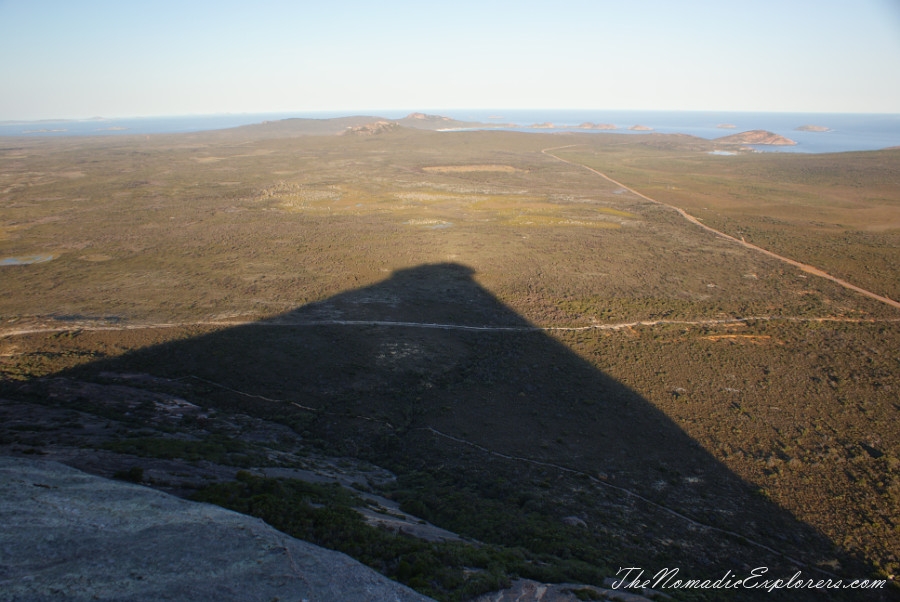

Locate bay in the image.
[2,109,899,154]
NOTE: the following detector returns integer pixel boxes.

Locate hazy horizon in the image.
[2,0,899,121]
[5,107,900,125]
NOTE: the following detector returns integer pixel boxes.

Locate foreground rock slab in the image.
[471,578,655,602]
[0,457,433,602]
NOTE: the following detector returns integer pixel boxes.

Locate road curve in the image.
[542,145,900,311]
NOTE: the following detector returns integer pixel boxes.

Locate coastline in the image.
[3,110,899,153]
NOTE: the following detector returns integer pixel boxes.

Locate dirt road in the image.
[542,145,900,311]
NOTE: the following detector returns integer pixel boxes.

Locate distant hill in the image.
[340,120,402,136]
[226,115,387,137]
[342,113,494,135]
[397,112,485,130]
[715,129,796,146]
[220,113,489,137]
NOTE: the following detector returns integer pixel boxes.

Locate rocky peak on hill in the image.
[715,129,797,146]
[341,120,401,136]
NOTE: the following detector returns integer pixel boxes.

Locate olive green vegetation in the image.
[3,127,894,326]
[192,471,605,602]
[1,122,899,600]
[103,435,268,467]
[553,139,900,301]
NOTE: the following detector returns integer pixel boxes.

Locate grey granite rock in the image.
[470,578,656,602]
[0,457,433,602]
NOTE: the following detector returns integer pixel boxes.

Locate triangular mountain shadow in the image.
[13,263,887,596]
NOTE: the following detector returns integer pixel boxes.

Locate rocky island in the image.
[578,122,617,130]
[796,124,831,132]
[715,129,797,145]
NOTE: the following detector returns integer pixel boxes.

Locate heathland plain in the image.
[1,117,899,600]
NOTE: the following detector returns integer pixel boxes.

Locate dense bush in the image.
[191,472,610,601]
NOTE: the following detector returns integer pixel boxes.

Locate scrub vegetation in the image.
[1,120,898,600]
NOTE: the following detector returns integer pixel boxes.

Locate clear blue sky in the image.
[2,0,899,120]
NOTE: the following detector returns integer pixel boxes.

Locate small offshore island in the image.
[715,129,797,146]
[578,122,618,130]
[796,124,831,132]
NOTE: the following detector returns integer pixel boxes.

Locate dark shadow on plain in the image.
[10,262,892,599]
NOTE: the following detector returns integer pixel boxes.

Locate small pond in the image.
[0,255,55,266]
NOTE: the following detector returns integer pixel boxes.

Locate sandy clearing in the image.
[423,164,524,173]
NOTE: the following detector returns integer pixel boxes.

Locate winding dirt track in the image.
[542,145,900,311]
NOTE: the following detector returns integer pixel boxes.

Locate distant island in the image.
[578,122,617,130]
[795,124,830,132]
[629,125,653,131]
[716,123,737,129]
[715,129,796,146]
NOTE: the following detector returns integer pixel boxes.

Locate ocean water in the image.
[2,110,899,154]
[0,113,352,138]
[451,110,900,154]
